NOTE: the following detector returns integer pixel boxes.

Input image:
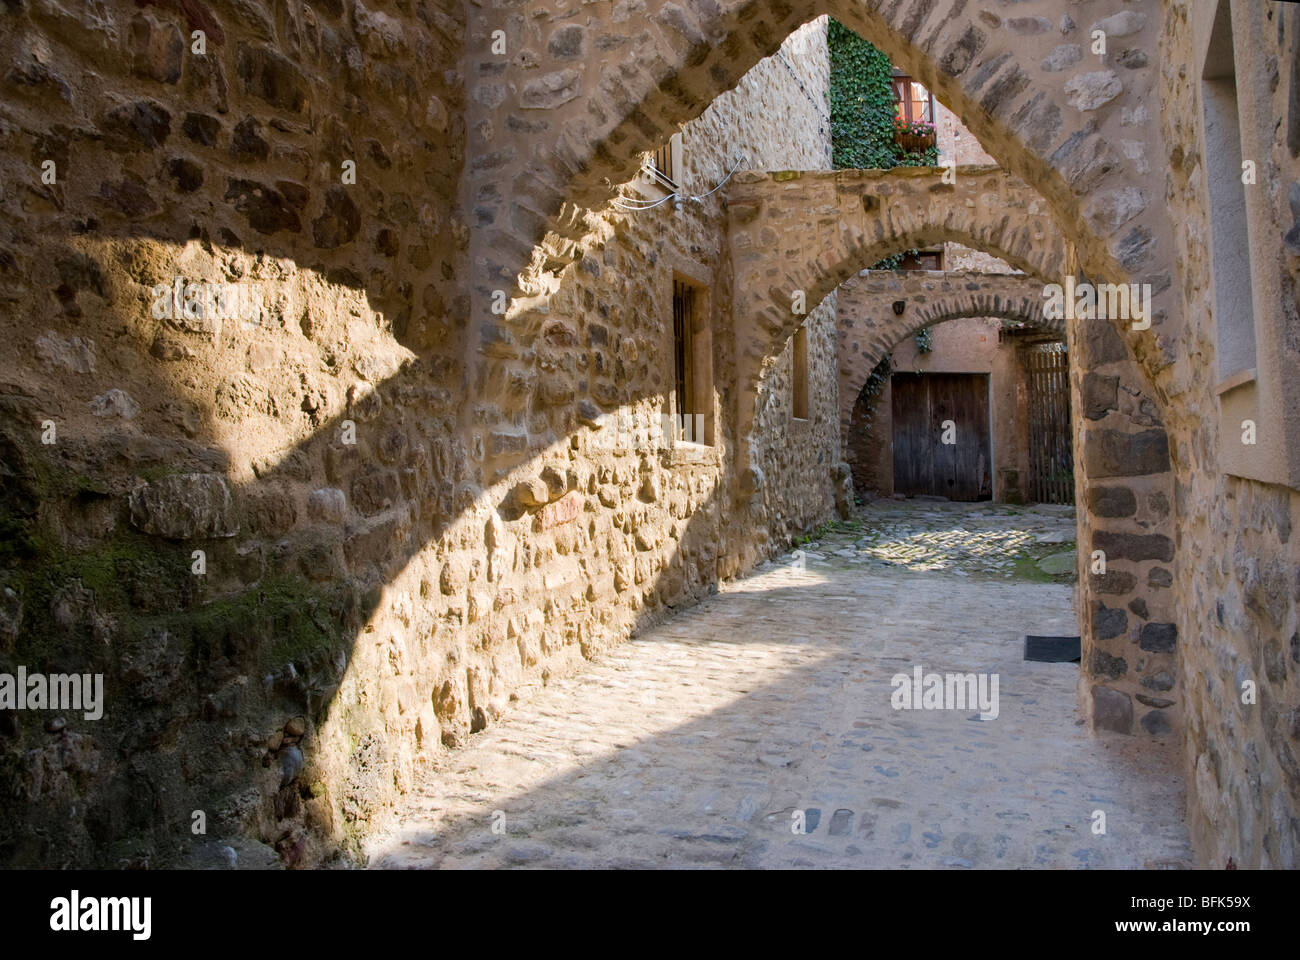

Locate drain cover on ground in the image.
[1024,635,1081,662]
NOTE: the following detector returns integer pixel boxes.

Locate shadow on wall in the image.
[0,221,468,867]
[0,0,480,863]
[0,0,852,870]
[0,208,839,866]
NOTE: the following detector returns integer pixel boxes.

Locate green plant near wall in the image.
[828,20,940,173]
[855,354,893,434]
[828,19,901,171]
[914,328,933,353]
[829,20,939,270]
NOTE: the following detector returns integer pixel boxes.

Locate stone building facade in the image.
[0,0,1296,871]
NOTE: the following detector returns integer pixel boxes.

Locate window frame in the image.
[896,249,944,271]
[891,74,936,125]
[664,258,716,456]
[1196,0,1300,489]
[634,132,683,201]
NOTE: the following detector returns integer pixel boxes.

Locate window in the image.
[670,275,714,447]
[665,263,714,453]
[642,132,683,194]
[892,76,935,124]
[672,278,695,434]
[1197,0,1300,488]
[1202,0,1256,381]
[792,323,809,421]
[896,249,944,271]
[652,140,675,186]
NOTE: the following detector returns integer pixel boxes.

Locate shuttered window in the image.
[673,279,695,431]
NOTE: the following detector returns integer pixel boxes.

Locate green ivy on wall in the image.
[855,355,893,435]
[828,20,940,172]
[828,19,900,171]
[829,20,939,271]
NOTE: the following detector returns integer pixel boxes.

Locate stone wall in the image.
[1157,0,1300,869]
[1,0,469,869]
[0,5,841,868]
[935,100,998,168]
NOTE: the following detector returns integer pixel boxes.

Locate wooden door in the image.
[1025,342,1074,504]
[891,372,991,501]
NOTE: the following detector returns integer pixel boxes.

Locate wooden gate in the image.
[891,372,992,501]
[1025,341,1074,504]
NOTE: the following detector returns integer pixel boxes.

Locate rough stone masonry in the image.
[0,0,1296,872]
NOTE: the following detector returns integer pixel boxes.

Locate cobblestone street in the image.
[796,499,1081,580]
[369,504,1193,869]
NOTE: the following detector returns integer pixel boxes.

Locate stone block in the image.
[1138,622,1177,653]
[1093,530,1174,562]
[1088,485,1136,517]
[308,488,347,523]
[1092,601,1127,640]
[1091,685,1133,735]
[1081,373,1119,420]
[129,473,238,539]
[1083,428,1170,478]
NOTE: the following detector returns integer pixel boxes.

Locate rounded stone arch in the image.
[834,270,1061,445]
[732,168,1068,464]
[730,167,1067,387]
[838,283,1062,505]
[470,0,1173,350]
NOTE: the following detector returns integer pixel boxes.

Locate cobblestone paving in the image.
[804,499,1080,580]
[369,505,1192,870]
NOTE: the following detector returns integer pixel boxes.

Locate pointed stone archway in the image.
[467,0,1176,381]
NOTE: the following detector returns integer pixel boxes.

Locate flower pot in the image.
[895,130,935,153]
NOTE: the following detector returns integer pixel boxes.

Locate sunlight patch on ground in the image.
[858,526,1035,571]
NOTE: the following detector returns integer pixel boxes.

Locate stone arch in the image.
[467,1,1183,746]
[834,270,1059,451]
[469,0,1173,373]
[730,166,1065,391]
[730,165,1068,464]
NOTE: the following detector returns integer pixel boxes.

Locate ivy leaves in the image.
[828,19,899,171]
[828,20,939,271]
[828,20,940,173]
